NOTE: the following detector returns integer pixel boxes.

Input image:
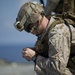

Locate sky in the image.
[0,0,47,62]
[0,0,40,46]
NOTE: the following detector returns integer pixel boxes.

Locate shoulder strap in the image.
[39,17,64,44]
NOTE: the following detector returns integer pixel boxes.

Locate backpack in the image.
[40,0,75,69]
[55,0,75,69]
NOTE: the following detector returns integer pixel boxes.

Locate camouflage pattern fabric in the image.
[34,17,75,75]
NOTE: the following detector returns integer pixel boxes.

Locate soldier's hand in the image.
[22,48,36,61]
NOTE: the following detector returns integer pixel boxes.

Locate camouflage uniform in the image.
[34,17,75,75]
[14,1,75,75]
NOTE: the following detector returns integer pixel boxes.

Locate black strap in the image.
[64,19,75,69]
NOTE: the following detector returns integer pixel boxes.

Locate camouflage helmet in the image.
[14,1,44,32]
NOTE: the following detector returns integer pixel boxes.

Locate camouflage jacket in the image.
[34,17,75,75]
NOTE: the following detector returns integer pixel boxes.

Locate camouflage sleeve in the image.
[34,23,73,75]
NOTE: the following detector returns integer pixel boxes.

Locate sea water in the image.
[0,43,34,63]
[0,43,36,75]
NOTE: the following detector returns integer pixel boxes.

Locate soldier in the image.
[14,1,75,75]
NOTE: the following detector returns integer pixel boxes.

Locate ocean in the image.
[0,43,35,63]
[0,43,36,75]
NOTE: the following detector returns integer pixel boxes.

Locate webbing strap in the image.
[39,18,64,43]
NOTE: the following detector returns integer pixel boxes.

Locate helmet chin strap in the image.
[36,15,44,36]
[30,15,44,36]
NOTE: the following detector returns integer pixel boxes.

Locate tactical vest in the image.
[35,34,49,58]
